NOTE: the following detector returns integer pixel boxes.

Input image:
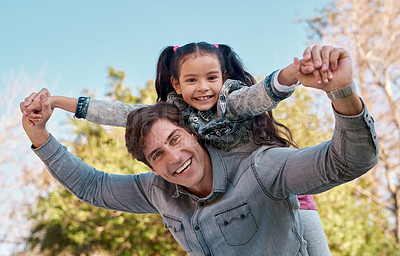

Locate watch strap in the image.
[326,81,356,100]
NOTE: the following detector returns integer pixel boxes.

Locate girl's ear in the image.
[223,70,228,81]
[171,76,182,95]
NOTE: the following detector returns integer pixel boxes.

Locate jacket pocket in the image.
[162,214,192,252]
[214,201,258,246]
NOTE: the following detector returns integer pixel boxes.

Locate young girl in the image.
[24,42,332,255]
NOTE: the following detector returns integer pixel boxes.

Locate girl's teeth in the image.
[198,96,210,101]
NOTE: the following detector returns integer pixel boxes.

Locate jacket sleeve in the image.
[253,100,379,198]
[75,97,147,127]
[33,134,159,214]
[222,70,294,120]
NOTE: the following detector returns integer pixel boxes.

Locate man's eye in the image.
[153,152,162,161]
[171,136,180,144]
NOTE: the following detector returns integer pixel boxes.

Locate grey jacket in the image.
[33,102,378,256]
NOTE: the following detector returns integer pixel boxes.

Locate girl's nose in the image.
[197,80,209,92]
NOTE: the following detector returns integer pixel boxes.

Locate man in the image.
[22,47,378,255]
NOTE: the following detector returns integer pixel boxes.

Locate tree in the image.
[23,68,185,255]
[302,0,400,253]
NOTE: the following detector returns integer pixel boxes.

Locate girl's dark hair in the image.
[125,102,196,168]
[155,42,296,148]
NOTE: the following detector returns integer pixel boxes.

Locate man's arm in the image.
[256,100,378,197]
[255,47,378,197]
[21,94,159,214]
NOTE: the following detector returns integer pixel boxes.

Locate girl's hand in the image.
[23,88,51,111]
[22,88,52,126]
[301,45,334,85]
[296,46,352,92]
[278,45,334,86]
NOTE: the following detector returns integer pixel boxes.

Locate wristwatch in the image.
[326,81,356,100]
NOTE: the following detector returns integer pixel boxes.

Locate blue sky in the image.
[1,0,332,99]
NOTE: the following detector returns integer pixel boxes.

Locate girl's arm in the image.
[78,97,146,127]
[24,89,144,127]
[223,69,294,120]
[224,46,337,120]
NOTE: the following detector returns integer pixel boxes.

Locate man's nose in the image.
[165,147,181,164]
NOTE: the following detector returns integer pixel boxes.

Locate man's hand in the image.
[21,94,53,148]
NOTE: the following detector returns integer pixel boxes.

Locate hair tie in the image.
[212,44,219,48]
[173,46,180,52]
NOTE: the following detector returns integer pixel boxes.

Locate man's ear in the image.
[171,76,182,95]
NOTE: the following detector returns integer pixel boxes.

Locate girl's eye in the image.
[209,76,218,81]
[185,78,196,83]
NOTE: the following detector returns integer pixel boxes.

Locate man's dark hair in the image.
[125,102,195,167]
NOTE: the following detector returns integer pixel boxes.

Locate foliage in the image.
[25,68,186,255]
[315,180,400,256]
[273,87,333,147]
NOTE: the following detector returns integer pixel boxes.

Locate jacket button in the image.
[192,117,199,123]
[199,201,204,207]
[223,220,229,225]
[195,225,200,230]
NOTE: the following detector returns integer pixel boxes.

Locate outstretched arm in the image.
[256,47,378,197]
[23,88,143,127]
[21,94,159,214]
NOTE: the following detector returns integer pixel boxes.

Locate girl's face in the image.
[171,54,224,111]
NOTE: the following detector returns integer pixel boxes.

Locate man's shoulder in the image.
[150,174,177,195]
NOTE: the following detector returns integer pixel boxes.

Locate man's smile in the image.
[174,158,192,175]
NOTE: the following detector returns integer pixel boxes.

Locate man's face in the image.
[143,119,213,197]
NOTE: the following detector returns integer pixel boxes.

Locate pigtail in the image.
[218,44,256,86]
[155,46,175,102]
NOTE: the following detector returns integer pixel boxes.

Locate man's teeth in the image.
[175,159,192,174]
[197,96,211,101]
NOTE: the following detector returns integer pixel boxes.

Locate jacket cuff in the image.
[333,99,378,149]
[264,70,294,101]
[74,96,90,119]
[32,134,63,163]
